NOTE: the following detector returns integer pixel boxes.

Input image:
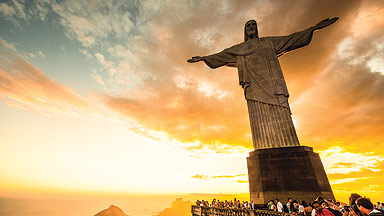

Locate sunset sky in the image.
[1,0,384,204]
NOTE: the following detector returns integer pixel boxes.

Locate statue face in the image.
[245,20,258,38]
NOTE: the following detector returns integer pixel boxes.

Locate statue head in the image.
[244,20,259,41]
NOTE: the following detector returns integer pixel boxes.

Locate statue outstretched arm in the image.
[313,17,339,31]
[188,49,236,69]
[272,17,339,56]
[187,56,204,63]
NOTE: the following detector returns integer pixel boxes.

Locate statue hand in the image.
[314,17,339,30]
[187,56,204,63]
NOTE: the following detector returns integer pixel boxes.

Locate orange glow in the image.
[0,0,383,208]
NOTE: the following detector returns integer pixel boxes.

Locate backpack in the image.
[283,204,289,213]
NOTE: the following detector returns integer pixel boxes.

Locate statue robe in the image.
[203,27,314,149]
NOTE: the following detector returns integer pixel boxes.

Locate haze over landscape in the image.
[1,0,384,215]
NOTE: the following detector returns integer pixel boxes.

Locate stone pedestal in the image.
[247,146,335,204]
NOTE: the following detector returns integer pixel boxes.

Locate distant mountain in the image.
[155,198,193,216]
[94,205,129,216]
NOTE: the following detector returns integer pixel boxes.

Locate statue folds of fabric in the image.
[188,18,338,149]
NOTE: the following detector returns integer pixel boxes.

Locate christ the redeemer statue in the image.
[188,18,338,150]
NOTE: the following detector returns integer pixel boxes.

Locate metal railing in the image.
[191,205,293,216]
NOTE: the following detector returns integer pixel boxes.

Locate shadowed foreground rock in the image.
[94,205,129,216]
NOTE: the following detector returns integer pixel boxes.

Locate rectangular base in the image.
[247,146,335,204]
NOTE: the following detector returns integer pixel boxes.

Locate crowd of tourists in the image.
[196,198,256,209]
[195,193,384,216]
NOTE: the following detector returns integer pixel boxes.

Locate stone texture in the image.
[247,146,335,204]
[247,100,300,149]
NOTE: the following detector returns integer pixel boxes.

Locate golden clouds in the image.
[329,164,384,202]
[319,146,383,175]
[191,174,249,185]
[191,174,247,180]
[102,76,252,147]
[191,174,208,180]
[0,44,88,115]
[292,5,384,153]
[319,146,384,202]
